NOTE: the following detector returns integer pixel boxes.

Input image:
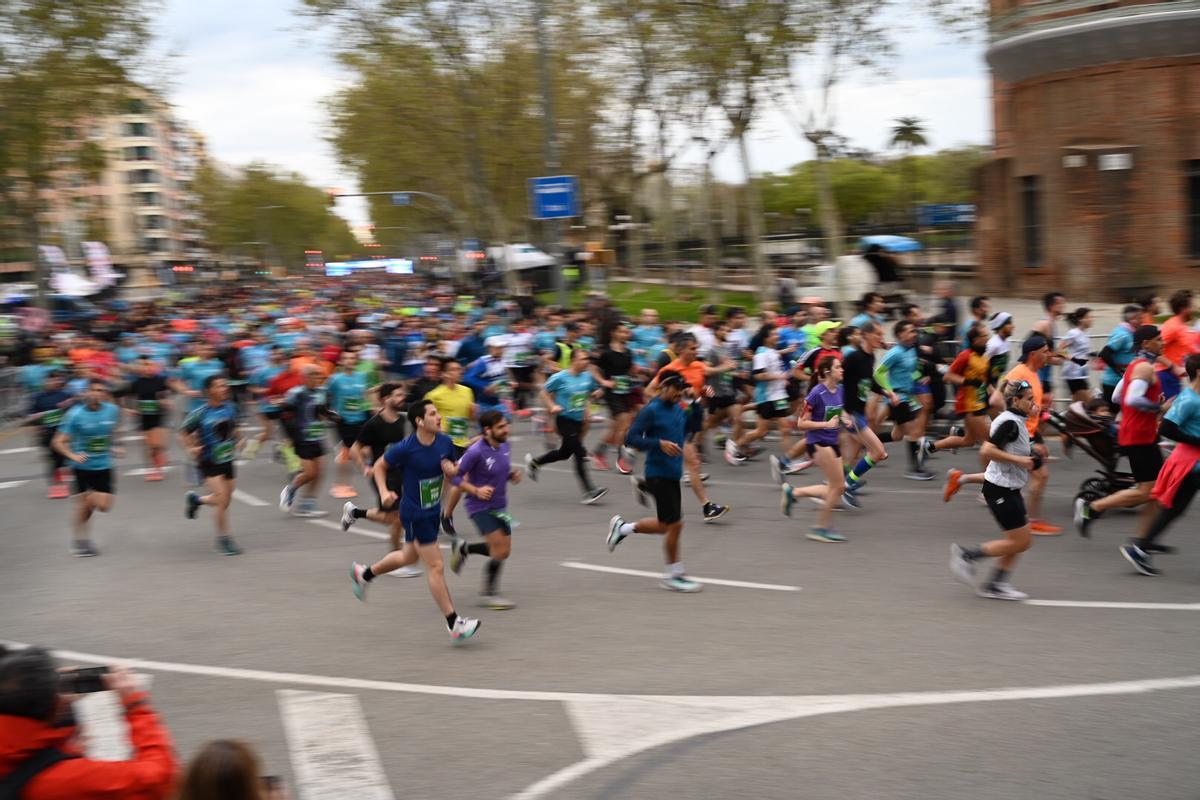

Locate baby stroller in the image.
[1045,401,1136,503]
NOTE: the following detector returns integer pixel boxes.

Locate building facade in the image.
[978,0,1200,299]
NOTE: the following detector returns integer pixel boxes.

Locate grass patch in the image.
[537,281,760,322]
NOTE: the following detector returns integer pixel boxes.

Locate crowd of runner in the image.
[9,277,1200,641]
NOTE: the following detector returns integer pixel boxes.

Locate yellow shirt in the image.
[426,383,475,447]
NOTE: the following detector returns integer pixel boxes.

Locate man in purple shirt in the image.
[447,409,522,609]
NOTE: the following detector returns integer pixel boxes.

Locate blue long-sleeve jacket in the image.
[625,397,685,480]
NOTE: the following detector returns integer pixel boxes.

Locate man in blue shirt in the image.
[349,399,481,643]
[173,342,225,413]
[875,320,932,480]
[605,372,703,593]
[54,379,122,557]
[324,349,371,499]
[179,375,242,556]
[244,346,287,461]
[25,369,74,498]
[1100,304,1143,410]
[278,366,340,517]
[524,347,607,504]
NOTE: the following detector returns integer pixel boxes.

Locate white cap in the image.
[485,335,508,349]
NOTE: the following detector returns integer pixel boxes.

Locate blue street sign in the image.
[391,193,410,206]
[918,203,975,227]
[528,175,580,220]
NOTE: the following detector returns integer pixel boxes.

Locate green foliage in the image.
[536,281,759,321]
[194,163,358,271]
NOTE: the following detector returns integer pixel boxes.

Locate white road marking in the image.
[561,561,801,592]
[0,446,34,455]
[1024,599,1200,610]
[4,641,1196,800]
[232,489,271,507]
[124,467,175,476]
[278,690,393,800]
[0,480,29,490]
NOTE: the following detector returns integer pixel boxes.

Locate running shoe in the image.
[185,490,201,520]
[477,594,516,610]
[215,536,242,556]
[48,483,70,499]
[449,537,467,574]
[279,483,296,513]
[524,452,539,481]
[904,468,935,481]
[807,528,846,543]
[808,496,843,511]
[784,459,813,475]
[350,562,369,601]
[295,499,327,518]
[769,454,784,485]
[1030,519,1062,535]
[394,565,424,578]
[616,449,634,475]
[841,491,863,511]
[943,468,963,503]
[606,515,627,551]
[949,425,964,440]
[724,439,746,466]
[630,476,648,507]
[592,453,611,471]
[742,444,763,460]
[341,501,358,531]
[779,484,795,517]
[949,543,976,587]
[441,514,457,536]
[702,502,729,522]
[71,540,99,558]
[582,487,609,505]
[682,473,709,486]
[977,582,1028,601]
[242,439,261,460]
[917,437,934,470]
[1142,542,1177,555]
[1073,498,1094,538]
[449,615,481,641]
[659,575,703,593]
[1120,543,1161,576]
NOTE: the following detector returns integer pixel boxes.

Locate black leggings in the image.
[534,416,594,492]
[1139,471,1200,546]
[42,433,65,481]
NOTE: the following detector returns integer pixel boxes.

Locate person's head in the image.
[674,333,698,363]
[303,365,322,389]
[197,342,215,361]
[1004,377,1036,414]
[790,307,807,327]
[611,322,631,344]
[1043,292,1066,316]
[269,346,285,365]
[440,358,462,385]
[808,304,830,324]
[967,322,989,353]
[135,356,155,377]
[816,321,841,348]
[378,382,405,413]
[0,647,60,722]
[1134,325,1162,355]
[989,311,1014,338]
[1020,335,1050,368]
[1122,304,1144,325]
[177,739,265,800]
[423,355,442,381]
[563,321,580,341]
[44,369,65,391]
[934,281,953,299]
[755,323,778,350]
[204,375,229,404]
[485,336,507,356]
[725,307,746,330]
[408,398,441,431]
[859,320,883,350]
[657,371,686,404]
[815,355,842,384]
[338,349,358,372]
[1066,307,1093,330]
[838,325,860,350]
[970,296,991,320]
[639,308,659,327]
[1170,289,1195,320]
[698,304,718,327]
[900,303,922,324]
[1186,353,1200,385]
[569,346,591,373]
[480,409,509,444]
[860,292,884,314]
[1139,293,1161,316]
[85,378,108,407]
[893,320,916,347]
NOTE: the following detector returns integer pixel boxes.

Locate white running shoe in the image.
[449,615,481,641]
[607,515,627,551]
[341,501,358,532]
[659,575,703,593]
[977,582,1028,601]
[394,565,424,578]
[769,454,784,485]
[949,544,976,587]
[524,452,539,481]
[350,562,369,601]
[724,439,746,465]
[784,459,813,475]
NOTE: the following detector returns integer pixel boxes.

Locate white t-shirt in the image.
[1061,327,1091,380]
[752,346,788,403]
[503,332,536,368]
[689,324,717,359]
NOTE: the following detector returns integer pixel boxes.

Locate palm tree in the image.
[890,117,929,228]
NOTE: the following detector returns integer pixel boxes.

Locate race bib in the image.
[448,417,469,440]
[344,397,364,412]
[517,351,535,365]
[86,435,110,454]
[42,409,63,427]
[857,378,871,402]
[613,375,632,394]
[823,404,844,421]
[493,378,512,398]
[213,441,236,464]
[491,510,519,529]
[569,392,588,411]
[418,475,443,509]
[304,422,324,441]
[774,399,789,411]
[138,399,159,415]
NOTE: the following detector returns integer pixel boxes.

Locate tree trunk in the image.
[701,151,720,303]
[813,150,846,312]
[656,116,676,294]
[30,181,49,309]
[627,183,643,284]
[736,131,767,306]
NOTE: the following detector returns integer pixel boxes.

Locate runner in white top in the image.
[1060,307,1094,403]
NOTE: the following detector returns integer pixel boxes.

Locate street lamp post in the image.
[534,0,567,307]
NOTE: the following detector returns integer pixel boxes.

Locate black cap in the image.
[699,304,717,316]
[658,371,686,390]
[1134,325,1160,347]
[1020,335,1049,360]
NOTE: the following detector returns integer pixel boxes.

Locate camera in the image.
[59,666,109,694]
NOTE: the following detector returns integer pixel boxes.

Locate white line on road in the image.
[561,561,801,592]
[0,446,33,455]
[124,467,175,477]
[232,489,271,507]
[0,480,29,490]
[278,690,394,800]
[1024,599,1200,610]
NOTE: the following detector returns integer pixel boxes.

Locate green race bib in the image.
[418,475,443,509]
[42,409,63,427]
[774,399,788,411]
[448,417,469,440]
[138,399,159,415]
[344,397,364,412]
[86,435,110,454]
[491,510,519,529]
[213,441,235,464]
[304,422,324,441]
[823,404,844,421]
[569,392,588,411]
[857,378,871,403]
[613,375,632,394]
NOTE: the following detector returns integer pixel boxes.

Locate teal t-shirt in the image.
[544,369,595,422]
[326,371,369,424]
[61,402,121,471]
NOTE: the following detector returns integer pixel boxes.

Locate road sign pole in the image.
[535,0,567,307]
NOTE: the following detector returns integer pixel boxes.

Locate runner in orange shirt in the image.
[1003,336,1058,534]
[1159,289,1197,400]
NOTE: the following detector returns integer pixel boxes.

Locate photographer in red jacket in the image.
[0,646,178,799]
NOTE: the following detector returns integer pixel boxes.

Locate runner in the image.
[349,399,481,642]
[462,336,511,419]
[1060,308,1095,403]
[769,321,844,475]
[1003,336,1059,534]
[172,342,226,414]
[278,365,339,517]
[1119,354,1200,575]
[983,311,1016,413]
[52,379,122,557]
[778,356,853,541]
[840,320,889,495]
[25,369,74,499]
[120,356,172,482]
[702,320,744,462]
[243,346,288,461]
[728,324,793,466]
[591,319,636,473]
[920,323,992,459]
[1099,304,1144,410]
[874,320,933,480]
[948,379,1043,600]
[1074,326,1166,539]
[606,372,701,592]
[1029,292,1067,393]
[425,358,477,459]
[179,376,242,556]
[447,409,523,609]
[524,347,607,504]
[325,349,370,499]
[342,383,416,561]
[1159,290,1198,400]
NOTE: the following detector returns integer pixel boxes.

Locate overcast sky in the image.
[160,0,991,229]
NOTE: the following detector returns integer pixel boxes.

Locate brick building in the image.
[978,0,1200,299]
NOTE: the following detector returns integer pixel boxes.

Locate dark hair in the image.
[1137,292,1159,310]
[425,353,442,365]
[1186,353,1200,381]
[1066,307,1092,327]
[1170,289,1194,316]
[88,378,109,390]
[1043,292,1065,311]
[658,370,686,390]
[724,306,745,320]
[564,321,580,334]
[837,326,858,348]
[377,382,402,400]
[899,303,919,320]
[177,739,264,800]
[859,320,880,336]
[479,408,505,432]
[407,398,436,427]
[815,355,839,380]
[970,295,990,313]
[0,647,59,721]
[860,291,883,310]
[893,320,915,339]
[203,374,224,392]
[439,356,458,370]
[1122,304,1144,320]
[749,323,775,352]
[967,322,988,344]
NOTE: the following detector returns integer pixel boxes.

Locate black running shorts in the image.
[1123,443,1164,484]
[645,477,682,525]
[74,468,114,496]
[983,480,1027,531]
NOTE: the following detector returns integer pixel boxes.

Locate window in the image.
[125,122,151,137]
[143,215,164,230]
[127,169,159,185]
[1188,160,1200,259]
[137,192,160,207]
[1020,175,1042,268]
[124,146,155,161]
[128,98,146,114]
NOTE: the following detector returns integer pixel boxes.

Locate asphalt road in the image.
[2,419,1197,800]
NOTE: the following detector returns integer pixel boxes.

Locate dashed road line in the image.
[278,690,393,800]
[561,561,801,592]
